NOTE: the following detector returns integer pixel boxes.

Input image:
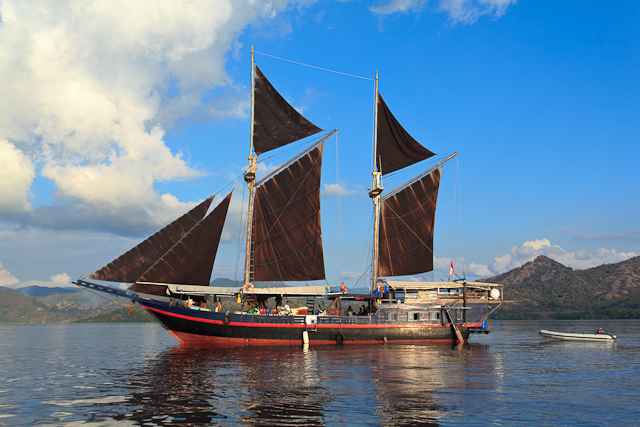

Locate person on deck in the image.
[347,306,354,316]
[247,301,256,314]
[285,301,291,315]
[340,282,347,293]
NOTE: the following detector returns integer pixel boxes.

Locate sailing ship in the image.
[76,46,503,344]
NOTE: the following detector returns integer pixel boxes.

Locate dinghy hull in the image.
[539,329,616,342]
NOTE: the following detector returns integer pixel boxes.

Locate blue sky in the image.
[0,0,638,290]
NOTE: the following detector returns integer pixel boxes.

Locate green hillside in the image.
[5,257,639,323]
[482,255,640,319]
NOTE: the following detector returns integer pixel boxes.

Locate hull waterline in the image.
[138,298,479,345]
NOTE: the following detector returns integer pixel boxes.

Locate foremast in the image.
[242,45,326,286]
[243,44,257,286]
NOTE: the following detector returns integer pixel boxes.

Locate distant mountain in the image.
[0,289,117,323]
[74,307,150,323]
[14,286,79,297]
[1,278,294,324]
[209,278,288,288]
[210,278,242,287]
[481,255,640,319]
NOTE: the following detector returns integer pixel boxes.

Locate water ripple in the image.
[0,321,639,425]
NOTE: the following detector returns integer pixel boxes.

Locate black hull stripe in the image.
[142,305,476,330]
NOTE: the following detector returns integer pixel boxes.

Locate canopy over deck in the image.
[385,281,503,291]
[166,283,332,297]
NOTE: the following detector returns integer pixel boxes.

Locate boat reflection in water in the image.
[103,343,495,426]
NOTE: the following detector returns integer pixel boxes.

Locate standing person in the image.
[285,301,291,315]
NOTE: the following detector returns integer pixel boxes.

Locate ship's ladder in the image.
[443,307,464,344]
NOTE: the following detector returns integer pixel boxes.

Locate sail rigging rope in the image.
[382,196,446,282]
[451,157,457,280]
[76,286,156,323]
[253,146,323,283]
[360,209,375,293]
[333,132,346,286]
[255,51,375,81]
[234,181,248,286]
[456,156,466,278]
[78,54,250,280]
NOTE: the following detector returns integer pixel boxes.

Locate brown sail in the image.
[130,193,232,295]
[252,144,325,281]
[87,196,213,284]
[377,94,435,175]
[253,65,322,155]
[378,168,441,277]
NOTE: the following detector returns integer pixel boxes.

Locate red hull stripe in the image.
[168,330,464,345]
[144,305,482,330]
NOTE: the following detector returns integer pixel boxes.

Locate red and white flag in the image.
[450,261,455,278]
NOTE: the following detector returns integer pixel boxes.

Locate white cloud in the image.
[297,87,327,114]
[0,0,297,234]
[370,0,516,24]
[220,193,246,243]
[572,228,640,245]
[0,262,20,287]
[256,161,282,179]
[370,0,428,16]
[322,183,358,197]
[0,140,36,214]
[2,268,72,289]
[466,262,492,277]
[439,0,516,24]
[469,238,637,277]
[51,272,71,285]
[340,270,362,280]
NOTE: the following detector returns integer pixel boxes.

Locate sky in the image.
[1,0,638,292]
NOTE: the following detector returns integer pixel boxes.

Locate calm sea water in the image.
[0,320,639,426]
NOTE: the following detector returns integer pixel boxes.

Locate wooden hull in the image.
[137,298,489,345]
[539,329,616,342]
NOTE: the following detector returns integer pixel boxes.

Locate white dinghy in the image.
[539,329,617,342]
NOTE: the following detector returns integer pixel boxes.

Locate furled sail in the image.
[376,94,435,175]
[252,144,325,281]
[378,168,441,277]
[129,193,232,296]
[253,65,323,155]
[87,196,214,283]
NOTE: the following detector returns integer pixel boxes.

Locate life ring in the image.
[223,314,231,325]
[243,283,254,293]
[336,332,345,344]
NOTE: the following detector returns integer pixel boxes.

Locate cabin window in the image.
[430,311,440,321]
[387,312,398,321]
[408,312,419,321]
[456,310,463,322]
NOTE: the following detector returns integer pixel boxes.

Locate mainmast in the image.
[369,71,383,292]
[243,44,257,285]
